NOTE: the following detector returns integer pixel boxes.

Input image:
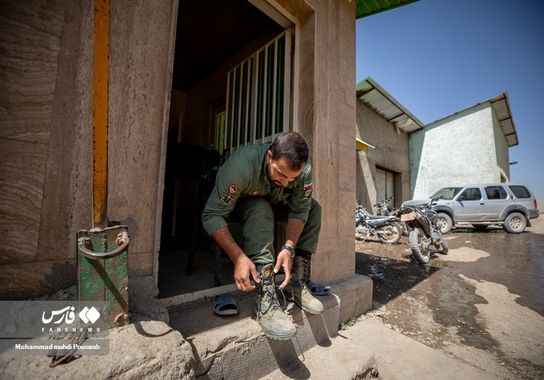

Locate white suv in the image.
[405,183,540,234]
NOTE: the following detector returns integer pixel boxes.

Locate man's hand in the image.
[274,249,294,289]
[233,254,260,291]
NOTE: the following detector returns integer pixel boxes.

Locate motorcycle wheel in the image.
[409,227,431,264]
[377,224,402,244]
[435,233,449,254]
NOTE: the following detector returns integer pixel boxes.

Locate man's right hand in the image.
[234,254,260,291]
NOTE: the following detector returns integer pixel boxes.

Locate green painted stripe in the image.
[356,0,418,19]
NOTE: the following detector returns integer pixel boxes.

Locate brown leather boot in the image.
[256,264,296,340]
[285,256,323,314]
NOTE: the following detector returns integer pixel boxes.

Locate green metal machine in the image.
[77,226,130,327]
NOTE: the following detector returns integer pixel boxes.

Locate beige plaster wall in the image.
[0,0,93,299]
[356,102,411,211]
[1,0,177,298]
[296,0,357,284]
[108,0,178,278]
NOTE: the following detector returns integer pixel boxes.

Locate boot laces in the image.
[296,256,311,285]
[257,271,287,318]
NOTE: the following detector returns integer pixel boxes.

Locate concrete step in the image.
[167,274,372,379]
[265,317,496,380]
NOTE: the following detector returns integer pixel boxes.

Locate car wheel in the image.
[503,212,527,234]
[435,213,453,234]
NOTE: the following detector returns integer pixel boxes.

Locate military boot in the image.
[286,255,324,314]
[256,264,296,340]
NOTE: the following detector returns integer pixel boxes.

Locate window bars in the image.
[224,30,291,152]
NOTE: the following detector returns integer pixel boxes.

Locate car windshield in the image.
[431,187,463,200]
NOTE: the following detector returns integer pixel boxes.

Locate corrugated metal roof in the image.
[490,93,519,147]
[356,0,418,19]
[356,77,425,133]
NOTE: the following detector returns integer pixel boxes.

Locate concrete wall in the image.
[107,0,178,278]
[1,0,358,297]
[491,107,510,181]
[266,0,355,283]
[355,102,411,211]
[0,0,177,298]
[0,1,94,298]
[410,104,499,199]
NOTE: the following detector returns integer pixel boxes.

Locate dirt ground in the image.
[355,216,544,379]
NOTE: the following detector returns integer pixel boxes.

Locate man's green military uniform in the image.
[202,143,323,340]
[202,143,321,265]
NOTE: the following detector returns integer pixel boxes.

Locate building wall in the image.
[0,0,357,297]
[295,0,356,283]
[410,104,499,199]
[0,1,94,298]
[491,107,510,181]
[0,0,177,298]
[107,0,178,279]
[355,102,411,211]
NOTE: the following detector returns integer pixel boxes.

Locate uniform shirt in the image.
[202,144,313,235]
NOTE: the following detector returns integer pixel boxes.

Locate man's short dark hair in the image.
[270,132,309,170]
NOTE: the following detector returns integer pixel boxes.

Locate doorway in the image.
[158,0,290,298]
[375,167,398,208]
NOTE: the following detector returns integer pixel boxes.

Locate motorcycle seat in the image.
[366,218,395,228]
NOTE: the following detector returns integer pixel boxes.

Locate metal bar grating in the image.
[225,32,290,152]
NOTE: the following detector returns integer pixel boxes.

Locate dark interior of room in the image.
[158,0,283,297]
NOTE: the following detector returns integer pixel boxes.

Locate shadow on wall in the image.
[356,155,372,208]
[409,129,425,197]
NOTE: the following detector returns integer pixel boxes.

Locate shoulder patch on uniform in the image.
[221,193,235,205]
[303,181,313,199]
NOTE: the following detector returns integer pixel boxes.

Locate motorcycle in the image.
[396,199,448,264]
[375,197,409,236]
[355,204,402,244]
[374,197,395,216]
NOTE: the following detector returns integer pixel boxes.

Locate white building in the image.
[410,93,518,199]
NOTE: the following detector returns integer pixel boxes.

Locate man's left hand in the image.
[274,249,293,289]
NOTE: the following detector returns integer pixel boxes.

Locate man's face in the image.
[266,150,303,188]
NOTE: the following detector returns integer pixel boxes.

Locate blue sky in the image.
[356,0,544,196]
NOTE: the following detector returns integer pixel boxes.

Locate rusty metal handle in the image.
[78,231,129,259]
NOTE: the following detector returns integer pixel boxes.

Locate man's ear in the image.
[266,149,272,161]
